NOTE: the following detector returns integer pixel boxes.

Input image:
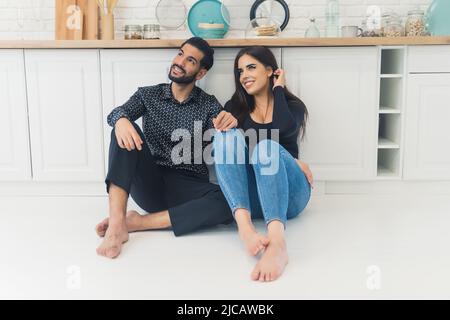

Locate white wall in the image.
[0,0,432,40]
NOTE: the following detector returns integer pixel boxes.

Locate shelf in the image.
[377,149,401,177]
[378,137,400,149]
[376,166,401,179]
[379,77,403,110]
[380,74,403,78]
[379,106,401,114]
[1,37,450,49]
[380,48,405,74]
[378,114,401,146]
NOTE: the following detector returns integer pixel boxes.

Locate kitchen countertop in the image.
[1,36,450,48]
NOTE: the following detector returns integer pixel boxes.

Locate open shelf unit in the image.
[376,47,406,178]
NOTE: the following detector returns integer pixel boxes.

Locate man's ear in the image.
[196,68,208,81]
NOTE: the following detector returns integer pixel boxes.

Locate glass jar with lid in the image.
[361,19,381,37]
[405,9,425,36]
[381,11,400,35]
[245,17,281,38]
[143,24,161,39]
[363,12,382,37]
[383,17,404,37]
[124,25,143,40]
[305,18,321,38]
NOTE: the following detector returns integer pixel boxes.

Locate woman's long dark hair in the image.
[229,46,308,141]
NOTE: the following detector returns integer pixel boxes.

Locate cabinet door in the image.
[25,49,104,181]
[0,50,31,181]
[404,74,450,180]
[282,47,378,180]
[200,48,282,106]
[100,49,177,169]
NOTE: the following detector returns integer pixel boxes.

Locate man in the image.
[96,37,238,259]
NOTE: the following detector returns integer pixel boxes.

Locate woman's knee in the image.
[251,139,281,160]
[250,139,282,175]
[287,185,311,220]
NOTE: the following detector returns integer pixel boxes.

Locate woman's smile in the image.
[243,79,255,89]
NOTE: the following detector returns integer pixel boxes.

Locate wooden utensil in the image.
[100,13,114,40]
[73,12,83,39]
[84,0,98,40]
[96,0,105,15]
[55,0,98,40]
[99,0,118,40]
[108,0,118,14]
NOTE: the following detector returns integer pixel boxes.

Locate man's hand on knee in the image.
[115,118,144,151]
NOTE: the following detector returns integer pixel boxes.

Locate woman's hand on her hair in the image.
[213,111,238,132]
[273,69,286,89]
[296,159,314,189]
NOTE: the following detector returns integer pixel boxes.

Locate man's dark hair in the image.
[180,37,215,71]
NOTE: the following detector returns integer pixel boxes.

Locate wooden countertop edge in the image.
[1,37,450,48]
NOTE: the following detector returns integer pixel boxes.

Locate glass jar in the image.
[405,9,425,36]
[361,19,381,37]
[381,11,400,35]
[124,25,143,40]
[383,18,404,37]
[143,24,161,39]
[245,17,281,38]
[305,18,321,38]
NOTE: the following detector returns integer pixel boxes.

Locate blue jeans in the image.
[213,129,311,226]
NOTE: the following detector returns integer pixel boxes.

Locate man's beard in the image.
[168,64,198,84]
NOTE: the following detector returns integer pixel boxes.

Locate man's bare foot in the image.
[251,237,288,282]
[239,229,270,256]
[96,210,142,237]
[96,220,129,259]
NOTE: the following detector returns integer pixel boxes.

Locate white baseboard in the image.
[1,180,450,197]
[0,182,106,197]
[313,181,450,196]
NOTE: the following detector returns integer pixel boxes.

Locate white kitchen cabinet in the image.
[282,47,378,180]
[100,49,177,169]
[25,49,104,181]
[198,48,240,106]
[408,45,450,73]
[0,50,31,181]
[404,74,450,180]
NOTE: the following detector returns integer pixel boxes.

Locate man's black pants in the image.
[105,122,233,236]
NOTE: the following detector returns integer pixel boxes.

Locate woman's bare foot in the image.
[239,229,270,256]
[96,219,129,259]
[251,220,289,282]
[95,210,142,237]
[234,208,269,256]
[251,236,288,282]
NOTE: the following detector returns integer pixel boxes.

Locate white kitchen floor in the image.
[1,193,449,300]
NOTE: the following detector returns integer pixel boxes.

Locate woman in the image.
[212,46,313,282]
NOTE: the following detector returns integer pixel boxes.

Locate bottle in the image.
[325,0,340,37]
[305,18,320,38]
